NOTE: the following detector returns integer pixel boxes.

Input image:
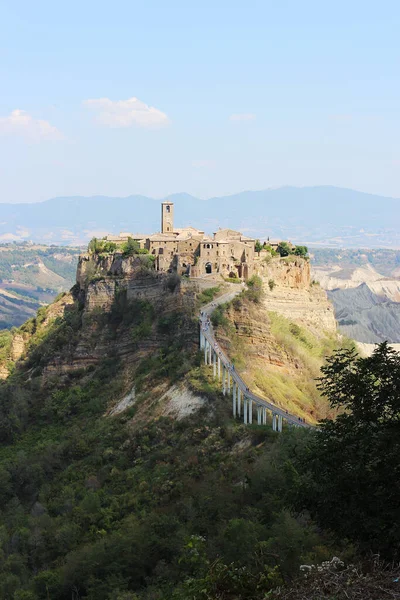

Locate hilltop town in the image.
[100,200,297,280]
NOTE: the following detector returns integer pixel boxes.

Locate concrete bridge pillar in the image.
[204,340,208,364]
[248,399,253,424]
[222,366,226,395]
[213,351,216,378]
[227,371,231,394]
[217,355,221,380]
[257,405,262,424]
[243,398,248,424]
[233,382,237,417]
[262,407,267,425]
[200,330,204,349]
[237,387,241,417]
[278,414,283,432]
[208,342,212,366]
[272,413,277,431]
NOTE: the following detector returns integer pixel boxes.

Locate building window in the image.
[159,248,164,254]
[166,205,170,213]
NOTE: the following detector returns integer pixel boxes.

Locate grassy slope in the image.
[212,290,353,423]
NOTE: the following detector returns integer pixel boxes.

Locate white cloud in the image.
[229,113,256,122]
[192,160,216,169]
[0,109,63,140]
[83,96,170,128]
[329,114,352,123]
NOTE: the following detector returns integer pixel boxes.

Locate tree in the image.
[255,239,263,253]
[88,238,117,254]
[263,244,278,257]
[293,245,308,257]
[302,343,400,558]
[122,237,140,257]
[276,242,291,257]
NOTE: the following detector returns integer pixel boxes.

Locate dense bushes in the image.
[298,343,400,558]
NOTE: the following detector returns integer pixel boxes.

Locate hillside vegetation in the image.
[0,257,397,599]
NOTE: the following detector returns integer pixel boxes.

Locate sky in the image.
[0,0,400,203]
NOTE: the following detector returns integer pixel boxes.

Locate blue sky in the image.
[0,0,399,203]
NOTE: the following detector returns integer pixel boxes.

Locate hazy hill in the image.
[311,248,400,278]
[0,244,82,327]
[1,186,400,247]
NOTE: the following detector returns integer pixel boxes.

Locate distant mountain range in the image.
[0,186,399,247]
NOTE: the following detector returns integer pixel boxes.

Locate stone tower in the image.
[161,201,174,233]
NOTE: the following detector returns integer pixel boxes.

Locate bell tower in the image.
[161,201,174,234]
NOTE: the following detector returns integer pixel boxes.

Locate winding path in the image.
[199,286,311,430]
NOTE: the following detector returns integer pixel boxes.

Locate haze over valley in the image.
[1,186,399,248]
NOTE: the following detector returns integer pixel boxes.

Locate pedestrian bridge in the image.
[199,289,311,431]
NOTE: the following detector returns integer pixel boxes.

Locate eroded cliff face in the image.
[255,255,311,288]
[255,256,336,335]
[76,253,170,311]
[213,257,339,421]
[0,253,196,381]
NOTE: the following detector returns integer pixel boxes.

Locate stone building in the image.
[104,201,256,280]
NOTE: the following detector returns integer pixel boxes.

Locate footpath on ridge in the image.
[199,285,311,429]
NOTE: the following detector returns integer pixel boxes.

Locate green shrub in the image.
[276,241,291,257]
[122,237,140,257]
[244,275,263,303]
[293,245,308,257]
[197,286,221,305]
[263,244,278,257]
[88,238,117,254]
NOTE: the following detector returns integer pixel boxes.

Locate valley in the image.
[0,244,82,327]
[311,248,400,349]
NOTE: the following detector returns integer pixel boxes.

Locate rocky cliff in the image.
[0,253,196,380]
[212,257,340,422]
[255,256,336,334]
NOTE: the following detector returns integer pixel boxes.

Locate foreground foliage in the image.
[301,342,400,558]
